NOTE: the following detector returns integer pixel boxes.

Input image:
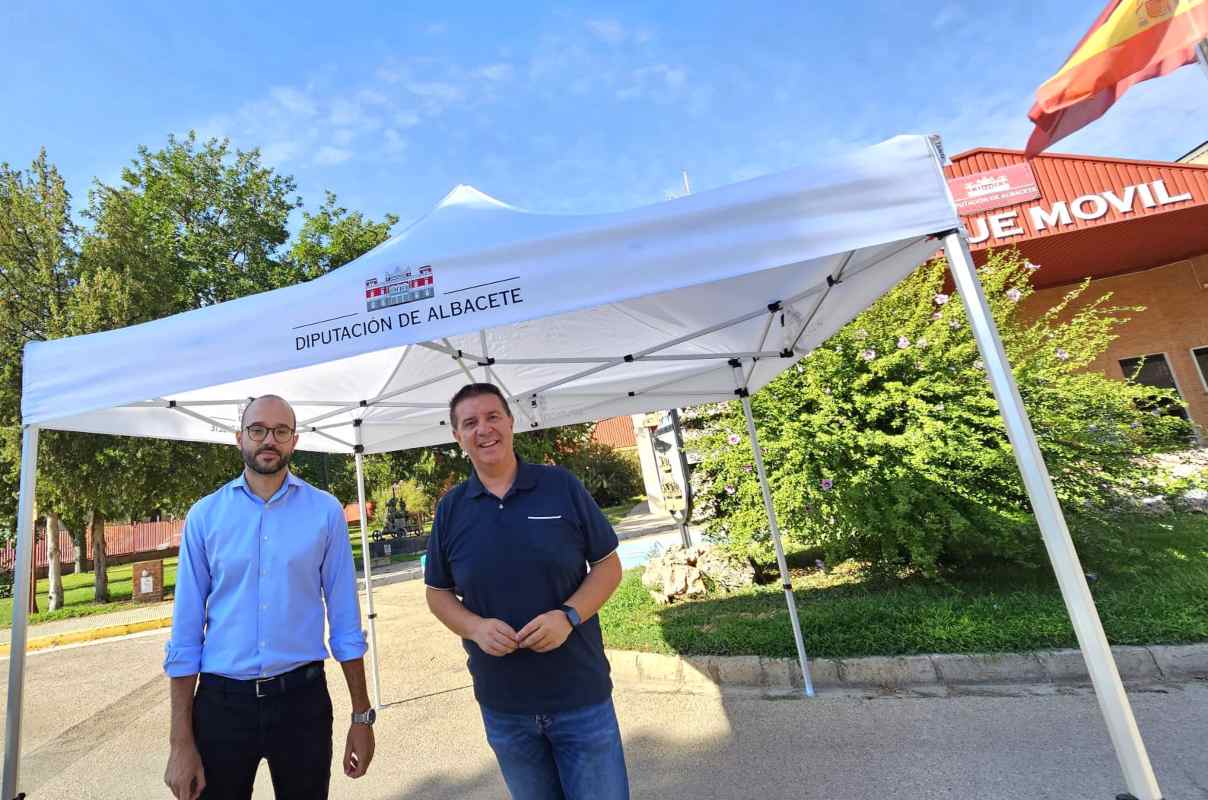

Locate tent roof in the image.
[21,135,959,454]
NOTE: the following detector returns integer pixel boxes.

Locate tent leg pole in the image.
[731,363,815,698]
[353,429,383,711]
[3,425,40,800]
[942,232,1161,800]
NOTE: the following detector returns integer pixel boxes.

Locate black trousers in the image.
[193,667,334,800]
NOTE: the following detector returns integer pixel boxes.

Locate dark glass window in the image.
[1119,353,1188,421]
[1194,346,1208,391]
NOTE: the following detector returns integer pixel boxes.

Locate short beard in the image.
[243,445,291,476]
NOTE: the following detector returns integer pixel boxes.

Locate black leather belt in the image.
[199,661,324,699]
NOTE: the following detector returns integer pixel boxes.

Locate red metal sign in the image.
[947,162,1041,215]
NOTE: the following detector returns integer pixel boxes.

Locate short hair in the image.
[449,383,512,429]
[240,394,297,429]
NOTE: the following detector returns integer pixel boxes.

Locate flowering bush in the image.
[687,249,1192,574]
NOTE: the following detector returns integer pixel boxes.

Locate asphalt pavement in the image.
[2,577,1206,799]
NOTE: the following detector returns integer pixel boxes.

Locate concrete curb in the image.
[606,643,1208,691]
[0,616,174,655]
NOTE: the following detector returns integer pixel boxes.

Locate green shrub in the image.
[688,248,1192,575]
[557,442,644,508]
[395,478,435,517]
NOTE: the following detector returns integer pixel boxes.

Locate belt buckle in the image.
[255,677,273,698]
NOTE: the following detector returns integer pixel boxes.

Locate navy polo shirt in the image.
[424,458,619,714]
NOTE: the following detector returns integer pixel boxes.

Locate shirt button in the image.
[262,536,268,541]
[498,503,503,509]
[260,640,266,647]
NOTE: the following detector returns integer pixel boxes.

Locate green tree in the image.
[288,191,399,280]
[0,151,79,607]
[689,249,1191,575]
[1,133,402,600]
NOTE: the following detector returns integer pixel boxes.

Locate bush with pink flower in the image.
[685,248,1191,574]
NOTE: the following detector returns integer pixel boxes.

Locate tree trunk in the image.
[26,512,38,615]
[46,512,63,611]
[73,528,86,574]
[90,509,108,603]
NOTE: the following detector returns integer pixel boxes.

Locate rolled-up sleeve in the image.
[322,502,368,662]
[163,509,209,677]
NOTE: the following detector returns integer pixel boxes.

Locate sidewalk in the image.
[613,500,700,542]
[0,600,174,651]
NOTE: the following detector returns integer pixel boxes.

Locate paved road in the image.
[3,579,1206,799]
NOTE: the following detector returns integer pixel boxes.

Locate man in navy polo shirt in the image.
[425,383,629,800]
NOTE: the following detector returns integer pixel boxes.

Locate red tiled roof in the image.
[591,416,636,449]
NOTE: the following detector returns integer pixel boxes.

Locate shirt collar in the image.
[466,456,538,499]
[231,470,302,503]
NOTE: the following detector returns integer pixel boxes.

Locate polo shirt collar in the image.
[467,456,538,499]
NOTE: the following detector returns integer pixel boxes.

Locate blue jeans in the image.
[480,698,630,800]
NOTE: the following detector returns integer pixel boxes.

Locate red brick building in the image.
[945,147,1208,438]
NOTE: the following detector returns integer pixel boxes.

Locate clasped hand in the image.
[472,609,573,656]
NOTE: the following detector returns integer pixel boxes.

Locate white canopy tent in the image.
[6,135,1162,799]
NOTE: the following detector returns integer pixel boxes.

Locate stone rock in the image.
[641,544,753,604]
[697,547,756,591]
[1176,488,1208,513]
[1137,495,1171,515]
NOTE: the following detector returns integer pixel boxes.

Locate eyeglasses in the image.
[244,424,296,443]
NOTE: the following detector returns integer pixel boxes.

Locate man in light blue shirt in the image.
[163,394,375,800]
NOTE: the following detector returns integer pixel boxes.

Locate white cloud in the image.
[383,128,407,157]
[332,129,356,146]
[394,110,421,128]
[476,63,514,82]
[314,145,352,166]
[617,64,691,102]
[932,4,965,30]
[270,87,317,117]
[586,19,626,45]
[260,140,303,166]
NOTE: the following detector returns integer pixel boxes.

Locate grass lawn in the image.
[599,512,1208,659]
[1,525,419,629]
[0,558,179,628]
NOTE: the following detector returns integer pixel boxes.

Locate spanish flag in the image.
[1026,0,1208,155]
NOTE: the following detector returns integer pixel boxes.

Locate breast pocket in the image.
[522,514,583,568]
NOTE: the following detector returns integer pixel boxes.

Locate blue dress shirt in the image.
[164,471,367,680]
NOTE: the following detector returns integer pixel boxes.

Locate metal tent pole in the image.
[3,425,40,800]
[942,231,1161,800]
[730,361,815,698]
[352,421,383,710]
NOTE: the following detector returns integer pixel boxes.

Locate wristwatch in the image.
[351,708,377,726]
[559,604,582,627]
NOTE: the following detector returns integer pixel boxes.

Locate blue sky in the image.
[4,1,1206,229]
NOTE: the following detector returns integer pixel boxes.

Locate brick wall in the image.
[1020,253,1208,437]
